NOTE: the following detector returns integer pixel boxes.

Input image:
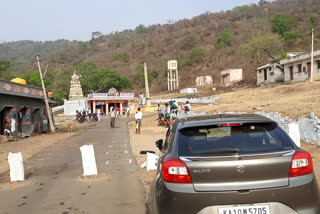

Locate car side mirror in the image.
[155,139,164,151]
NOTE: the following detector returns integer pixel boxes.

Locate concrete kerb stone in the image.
[8,152,25,182]
[80,145,98,177]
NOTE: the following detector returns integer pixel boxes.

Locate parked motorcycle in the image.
[75,111,87,123]
[91,113,98,122]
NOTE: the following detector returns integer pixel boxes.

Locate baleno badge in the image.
[237,165,245,173]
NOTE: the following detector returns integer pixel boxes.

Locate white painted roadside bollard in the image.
[80,145,98,176]
[146,152,159,171]
[8,152,25,182]
[288,122,301,147]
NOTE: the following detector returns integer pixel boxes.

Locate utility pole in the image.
[310,28,314,82]
[144,62,150,99]
[36,56,55,132]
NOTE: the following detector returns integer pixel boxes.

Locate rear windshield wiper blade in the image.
[200,148,240,155]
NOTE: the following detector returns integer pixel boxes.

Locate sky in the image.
[0,0,259,42]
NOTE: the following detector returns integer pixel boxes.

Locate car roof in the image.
[175,114,274,129]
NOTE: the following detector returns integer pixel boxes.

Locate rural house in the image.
[220,69,243,86]
[280,50,320,82]
[256,63,284,85]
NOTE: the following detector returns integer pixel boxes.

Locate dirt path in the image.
[129,115,167,193]
[0,118,146,214]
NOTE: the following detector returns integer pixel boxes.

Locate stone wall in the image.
[152,96,220,104]
[63,99,88,115]
[256,112,320,146]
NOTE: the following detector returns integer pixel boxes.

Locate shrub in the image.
[272,14,294,36]
[218,29,232,47]
[283,31,300,40]
[189,48,205,63]
[135,25,148,34]
[111,53,129,62]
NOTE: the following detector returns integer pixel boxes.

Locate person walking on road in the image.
[135,107,143,134]
[110,108,117,128]
[97,108,101,121]
[157,104,162,118]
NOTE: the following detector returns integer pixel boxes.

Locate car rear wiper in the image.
[200,148,240,155]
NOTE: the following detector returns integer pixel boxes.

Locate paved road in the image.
[0,118,146,214]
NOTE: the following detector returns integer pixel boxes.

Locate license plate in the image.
[218,205,270,214]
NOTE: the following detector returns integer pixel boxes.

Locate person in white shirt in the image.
[135,107,143,134]
[97,108,101,121]
[110,108,117,128]
[184,101,191,113]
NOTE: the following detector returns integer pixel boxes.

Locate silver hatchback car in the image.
[149,114,320,214]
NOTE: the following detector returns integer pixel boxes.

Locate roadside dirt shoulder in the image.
[0,120,95,174]
[128,114,167,195]
[0,132,75,174]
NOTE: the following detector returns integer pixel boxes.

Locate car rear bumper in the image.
[198,202,316,214]
[155,177,320,214]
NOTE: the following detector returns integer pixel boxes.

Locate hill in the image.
[0,40,79,62]
[1,0,320,103]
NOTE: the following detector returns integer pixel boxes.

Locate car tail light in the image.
[289,151,313,177]
[162,158,192,183]
[219,123,241,127]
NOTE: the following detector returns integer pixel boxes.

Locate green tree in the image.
[23,71,54,90]
[135,25,148,34]
[52,69,73,105]
[272,14,294,36]
[0,59,11,79]
[240,33,284,64]
[23,72,41,87]
[0,59,10,71]
[310,16,316,28]
[218,29,232,47]
[74,62,132,94]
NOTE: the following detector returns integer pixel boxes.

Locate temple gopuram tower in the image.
[68,72,84,100]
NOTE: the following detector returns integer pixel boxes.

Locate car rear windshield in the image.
[179,122,294,156]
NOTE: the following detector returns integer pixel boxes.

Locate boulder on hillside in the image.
[196,76,213,86]
[180,88,198,94]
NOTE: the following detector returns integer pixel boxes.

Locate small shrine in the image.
[86,88,134,115]
[68,72,84,101]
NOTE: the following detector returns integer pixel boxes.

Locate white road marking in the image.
[108,144,127,148]
[105,159,132,165]
[106,150,128,155]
